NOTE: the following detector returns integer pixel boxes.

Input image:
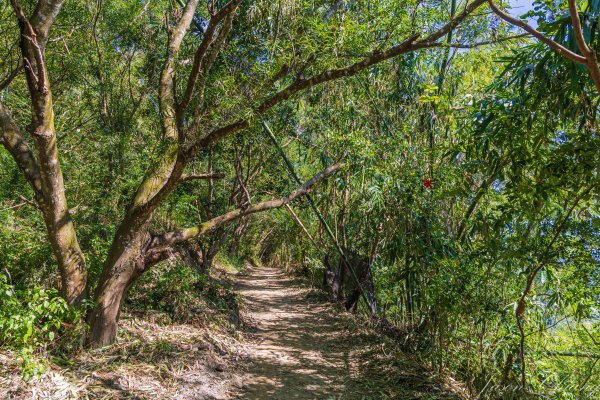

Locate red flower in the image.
[423,179,432,188]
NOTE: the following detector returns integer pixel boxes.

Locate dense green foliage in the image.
[2,0,600,397]
[0,275,83,381]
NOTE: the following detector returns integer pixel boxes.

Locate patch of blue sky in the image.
[508,0,537,23]
[553,131,569,145]
[491,178,505,192]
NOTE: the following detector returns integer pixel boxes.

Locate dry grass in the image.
[235,266,470,400]
[0,312,247,400]
[0,262,248,400]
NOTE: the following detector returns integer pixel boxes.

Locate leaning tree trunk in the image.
[86,220,151,347]
[40,202,87,305]
[1,0,88,306]
[86,262,142,347]
[86,0,206,346]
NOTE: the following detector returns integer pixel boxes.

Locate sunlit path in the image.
[235,267,463,400]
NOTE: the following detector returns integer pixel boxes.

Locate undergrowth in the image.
[1,252,245,382]
[127,257,243,329]
[0,273,85,381]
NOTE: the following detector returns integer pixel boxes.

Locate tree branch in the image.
[0,64,24,91]
[0,102,43,199]
[568,0,592,56]
[196,9,236,91]
[180,172,226,182]
[488,0,587,64]
[541,350,600,359]
[146,163,342,253]
[159,0,201,139]
[192,0,487,151]
[568,0,600,94]
[29,0,67,47]
[488,0,600,95]
[420,0,488,44]
[128,0,201,211]
[433,33,529,49]
[178,0,241,115]
[11,0,49,94]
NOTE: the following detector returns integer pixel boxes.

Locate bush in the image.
[0,274,83,381]
[128,259,242,327]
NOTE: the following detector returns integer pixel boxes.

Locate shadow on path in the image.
[235,267,464,400]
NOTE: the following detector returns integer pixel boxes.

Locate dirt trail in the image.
[0,265,465,399]
[235,266,464,400]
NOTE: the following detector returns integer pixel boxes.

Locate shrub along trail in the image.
[235,266,466,400]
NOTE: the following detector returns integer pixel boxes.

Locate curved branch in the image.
[159,0,201,139]
[146,163,342,254]
[193,0,487,151]
[488,0,587,64]
[568,0,592,56]
[568,0,600,93]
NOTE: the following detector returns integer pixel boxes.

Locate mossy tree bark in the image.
[2,0,86,306]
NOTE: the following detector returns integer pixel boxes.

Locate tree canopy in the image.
[2,0,600,397]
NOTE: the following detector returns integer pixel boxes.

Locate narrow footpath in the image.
[235,266,465,400]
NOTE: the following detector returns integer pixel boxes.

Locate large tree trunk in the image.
[0,104,86,305]
[32,101,87,304]
[82,164,339,348]
[86,264,140,347]
[85,0,205,346]
[86,226,150,347]
[41,203,87,305]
